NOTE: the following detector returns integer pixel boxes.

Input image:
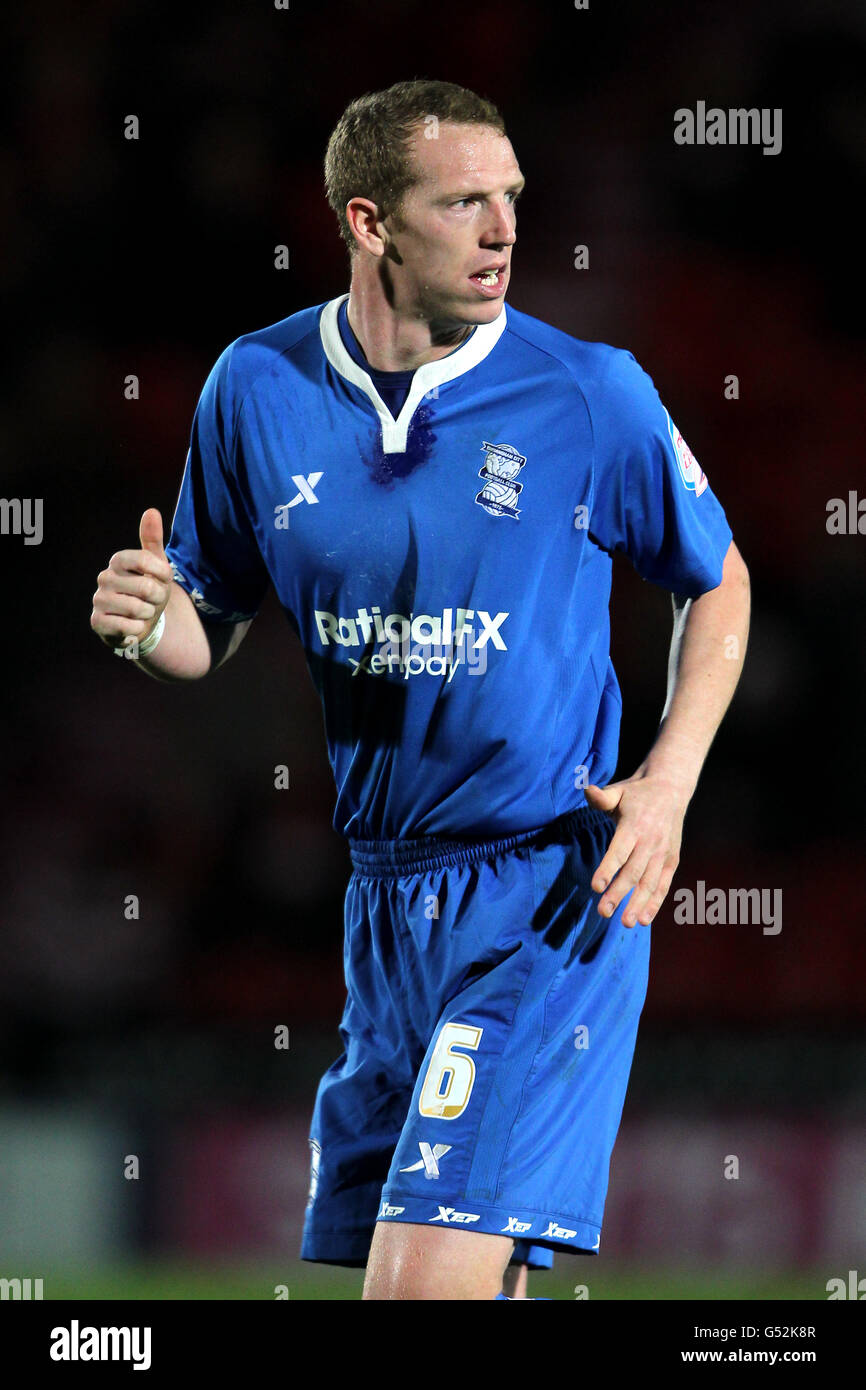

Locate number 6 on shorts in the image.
[418,1022,483,1119]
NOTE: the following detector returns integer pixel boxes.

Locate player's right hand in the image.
[91,508,174,650]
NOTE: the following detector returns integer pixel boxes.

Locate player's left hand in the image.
[584,774,692,927]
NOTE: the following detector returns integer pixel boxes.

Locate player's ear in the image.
[346,197,387,257]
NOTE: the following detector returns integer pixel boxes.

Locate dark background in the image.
[1,0,864,1291]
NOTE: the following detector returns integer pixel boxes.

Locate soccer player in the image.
[91,79,750,1300]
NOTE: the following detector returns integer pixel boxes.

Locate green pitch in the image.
[40,1261,826,1301]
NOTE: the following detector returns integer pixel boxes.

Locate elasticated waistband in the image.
[347,804,613,877]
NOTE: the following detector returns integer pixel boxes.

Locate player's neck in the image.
[346,274,473,374]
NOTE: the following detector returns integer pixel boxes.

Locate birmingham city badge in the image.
[474,441,526,519]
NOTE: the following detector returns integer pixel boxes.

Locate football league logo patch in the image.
[665,409,707,496]
[475,441,526,519]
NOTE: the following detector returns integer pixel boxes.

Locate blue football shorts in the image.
[300,805,650,1269]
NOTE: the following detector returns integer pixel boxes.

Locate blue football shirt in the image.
[166,294,732,840]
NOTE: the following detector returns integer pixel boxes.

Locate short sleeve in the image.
[165,344,271,623]
[588,349,732,597]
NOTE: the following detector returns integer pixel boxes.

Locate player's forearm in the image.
[640,541,751,799]
[127,580,214,682]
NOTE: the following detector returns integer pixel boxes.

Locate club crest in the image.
[475,441,526,519]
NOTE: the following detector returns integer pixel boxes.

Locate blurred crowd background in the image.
[1,0,864,1293]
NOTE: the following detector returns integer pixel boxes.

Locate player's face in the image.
[384,123,524,327]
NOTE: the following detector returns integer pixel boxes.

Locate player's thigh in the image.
[363,1221,515,1301]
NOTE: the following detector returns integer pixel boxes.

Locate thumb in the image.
[139,507,166,558]
[585,782,622,812]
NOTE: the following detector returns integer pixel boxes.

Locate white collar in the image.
[319,293,508,453]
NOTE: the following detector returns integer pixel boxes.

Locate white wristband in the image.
[114,609,166,658]
[138,609,166,654]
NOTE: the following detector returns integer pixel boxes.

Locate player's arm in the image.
[90,507,251,682]
[644,538,751,796]
[585,538,751,925]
